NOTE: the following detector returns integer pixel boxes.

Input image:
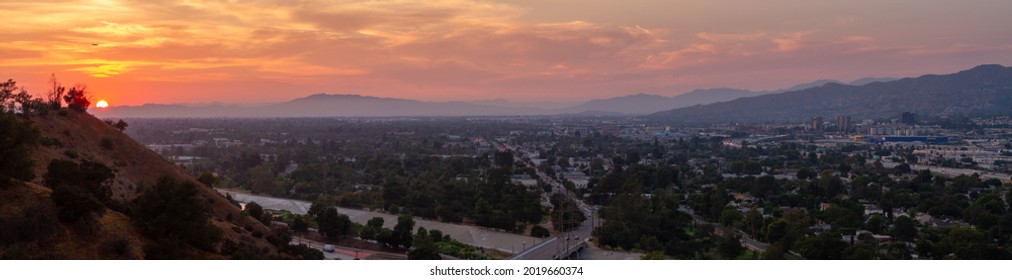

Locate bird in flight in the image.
[92,43,100,46]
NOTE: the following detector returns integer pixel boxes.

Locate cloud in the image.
[72,64,135,78]
[772,32,811,52]
[1,0,1011,103]
[71,21,155,37]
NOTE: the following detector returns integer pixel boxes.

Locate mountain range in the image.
[650,64,1012,123]
[96,64,1012,121]
[94,78,890,118]
[96,94,550,118]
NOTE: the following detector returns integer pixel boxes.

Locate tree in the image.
[112,119,128,131]
[429,229,444,243]
[51,184,106,223]
[843,244,879,259]
[744,208,764,237]
[249,165,282,195]
[792,233,848,260]
[367,217,385,228]
[0,79,25,112]
[550,194,586,232]
[317,207,340,238]
[359,226,377,241]
[360,216,385,241]
[63,85,91,112]
[473,198,493,227]
[408,227,441,260]
[132,177,223,255]
[719,208,742,227]
[865,214,886,234]
[796,167,816,180]
[393,215,415,249]
[376,228,395,247]
[941,226,999,259]
[44,159,114,222]
[494,151,514,168]
[336,214,352,237]
[45,74,65,109]
[0,112,39,186]
[530,225,550,238]
[307,196,332,218]
[964,194,1004,230]
[765,219,789,243]
[244,202,265,223]
[290,215,309,234]
[197,172,217,187]
[716,234,744,259]
[890,216,918,241]
[893,163,911,175]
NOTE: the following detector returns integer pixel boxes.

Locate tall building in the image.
[837,115,851,133]
[900,112,917,125]
[811,116,824,131]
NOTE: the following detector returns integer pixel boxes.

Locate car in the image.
[323,244,335,252]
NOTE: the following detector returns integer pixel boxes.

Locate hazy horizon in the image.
[2,0,1011,106]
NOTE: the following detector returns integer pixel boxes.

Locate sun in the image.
[96,100,109,108]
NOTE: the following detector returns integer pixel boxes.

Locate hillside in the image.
[650,64,1012,123]
[1,109,289,259]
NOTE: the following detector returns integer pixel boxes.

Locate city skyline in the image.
[2,0,1011,106]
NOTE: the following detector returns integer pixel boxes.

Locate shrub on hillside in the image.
[0,112,39,186]
[100,136,114,150]
[132,177,223,255]
[0,201,59,247]
[44,159,114,223]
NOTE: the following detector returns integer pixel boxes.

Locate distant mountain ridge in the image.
[649,64,1012,123]
[96,94,554,118]
[95,71,982,119]
[561,78,890,115]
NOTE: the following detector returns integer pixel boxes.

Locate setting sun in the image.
[96,100,109,108]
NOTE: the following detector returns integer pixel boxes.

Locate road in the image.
[495,141,620,260]
[500,139,761,258]
[290,237,405,260]
[219,190,543,254]
[509,200,595,260]
[678,206,769,253]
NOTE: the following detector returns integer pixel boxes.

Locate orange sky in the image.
[2,0,1011,106]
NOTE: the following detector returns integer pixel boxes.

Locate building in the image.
[900,112,917,125]
[811,116,824,131]
[510,174,539,188]
[837,115,851,133]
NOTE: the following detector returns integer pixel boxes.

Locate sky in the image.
[1,0,1011,106]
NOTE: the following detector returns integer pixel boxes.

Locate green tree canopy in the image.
[132,177,223,256]
[0,112,38,186]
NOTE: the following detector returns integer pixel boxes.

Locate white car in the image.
[323,244,335,252]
